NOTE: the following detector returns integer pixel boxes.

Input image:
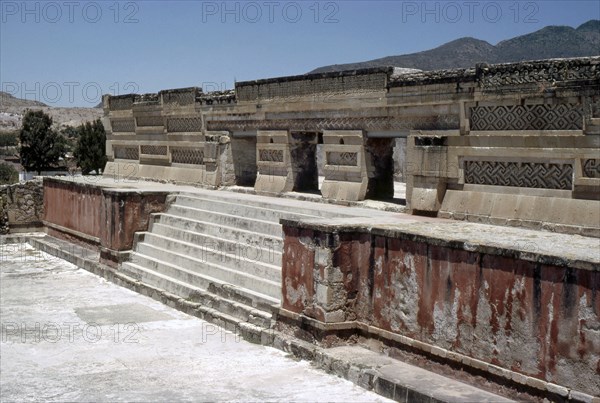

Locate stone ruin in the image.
[4,56,598,401]
[103,57,600,236]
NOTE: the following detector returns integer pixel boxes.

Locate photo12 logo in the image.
[201,1,340,23]
[1,81,139,106]
[1,322,140,344]
[1,1,140,24]
[401,1,540,24]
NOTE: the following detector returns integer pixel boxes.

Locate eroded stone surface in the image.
[0,243,391,402]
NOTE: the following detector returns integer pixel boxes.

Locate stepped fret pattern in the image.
[208,115,460,131]
[167,117,203,132]
[111,118,135,133]
[258,149,284,163]
[114,146,139,160]
[163,92,195,106]
[470,103,583,131]
[464,160,573,190]
[109,97,133,111]
[140,145,168,156]
[327,151,358,166]
[136,116,164,127]
[171,148,204,165]
[583,159,600,178]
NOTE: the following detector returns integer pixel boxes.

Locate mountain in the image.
[0,92,102,132]
[310,20,600,73]
[0,91,47,109]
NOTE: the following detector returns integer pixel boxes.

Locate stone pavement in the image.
[0,243,391,402]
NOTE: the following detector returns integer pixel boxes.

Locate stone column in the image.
[202,131,232,188]
[405,133,449,214]
[321,130,393,201]
[254,130,293,193]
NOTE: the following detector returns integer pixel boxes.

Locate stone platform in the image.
[0,243,395,402]
[29,177,600,401]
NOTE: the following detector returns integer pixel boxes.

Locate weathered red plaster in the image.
[43,178,167,266]
[281,224,600,396]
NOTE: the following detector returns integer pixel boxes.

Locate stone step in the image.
[120,261,273,328]
[122,255,279,309]
[584,124,600,135]
[152,213,283,246]
[128,245,281,299]
[140,223,282,266]
[136,232,281,280]
[174,194,325,224]
[176,191,354,219]
[164,204,282,237]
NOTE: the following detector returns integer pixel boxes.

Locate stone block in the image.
[254,131,294,194]
[321,130,392,201]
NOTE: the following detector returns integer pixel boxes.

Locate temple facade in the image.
[103,57,600,236]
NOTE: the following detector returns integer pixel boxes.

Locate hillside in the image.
[0,92,103,132]
[310,20,600,73]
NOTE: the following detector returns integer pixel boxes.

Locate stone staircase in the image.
[120,191,348,330]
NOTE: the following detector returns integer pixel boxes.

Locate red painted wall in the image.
[43,179,103,240]
[282,226,600,396]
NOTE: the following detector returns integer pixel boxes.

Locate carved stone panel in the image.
[208,115,460,132]
[171,147,204,165]
[583,159,600,179]
[258,149,284,163]
[326,151,358,167]
[136,116,164,127]
[470,103,584,131]
[162,91,196,106]
[111,118,135,133]
[140,145,168,156]
[167,117,203,132]
[464,160,573,190]
[113,146,139,160]
[109,97,133,111]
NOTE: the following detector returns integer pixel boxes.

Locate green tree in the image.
[19,110,67,175]
[0,163,19,185]
[60,126,79,139]
[74,119,107,175]
[0,131,18,156]
[0,132,18,148]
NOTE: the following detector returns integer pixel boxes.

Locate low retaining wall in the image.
[280,219,600,399]
[43,177,169,266]
[0,179,44,233]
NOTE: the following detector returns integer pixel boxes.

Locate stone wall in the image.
[43,178,103,243]
[0,179,44,233]
[42,177,168,266]
[280,219,600,398]
[0,191,8,234]
[235,67,392,102]
[103,56,600,234]
[393,138,407,181]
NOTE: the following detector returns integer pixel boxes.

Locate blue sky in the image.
[1,0,599,107]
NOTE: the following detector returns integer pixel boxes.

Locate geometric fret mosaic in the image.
[258,149,284,163]
[583,159,600,179]
[464,160,573,190]
[113,146,139,160]
[470,103,583,131]
[140,145,168,156]
[167,117,203,132]
[171,148,204,165]
[327,151,358,167]
[111,119,135,133]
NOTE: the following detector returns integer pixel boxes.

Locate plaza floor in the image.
[0,242,390,402]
